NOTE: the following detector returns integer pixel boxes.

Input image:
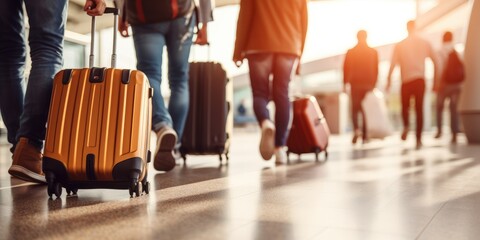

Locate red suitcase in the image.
[287,96,330,161]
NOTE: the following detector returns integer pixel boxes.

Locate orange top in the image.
[233,0,308,63]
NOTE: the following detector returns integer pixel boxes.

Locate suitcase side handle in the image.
[89,7,119,68]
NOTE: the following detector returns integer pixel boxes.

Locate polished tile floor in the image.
[0,128,479,240]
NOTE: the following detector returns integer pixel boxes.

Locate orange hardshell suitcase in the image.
[287,96,330,161]
[43,8,152,198]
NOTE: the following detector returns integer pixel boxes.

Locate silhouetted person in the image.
[386,20,438,149]
[434,31,464,143]
[343,30,379,144]
[233,0,308,164]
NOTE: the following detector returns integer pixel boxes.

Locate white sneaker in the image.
[259,120,275,160]
[274,147,287,164]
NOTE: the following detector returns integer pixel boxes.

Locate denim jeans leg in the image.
[165,16,195,141]
[0,0,25,149]
[247,53,274,126]
[132,23,173,132]
[15,0,67,149]
[272,54,296,147]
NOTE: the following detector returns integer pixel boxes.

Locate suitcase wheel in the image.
[218,153,230,164]
[143,181,150,195]
[66,188,78,196]
[47,181,62,199]
[46,172,62,199]
[129,181,140,198]
[129,178,150,198]
[141,177,151,195]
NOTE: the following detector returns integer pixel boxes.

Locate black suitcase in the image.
[180,61,233,163]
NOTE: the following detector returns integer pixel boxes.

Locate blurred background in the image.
[5,0,471,136]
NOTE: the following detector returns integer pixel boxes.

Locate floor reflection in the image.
[0,130,479,239]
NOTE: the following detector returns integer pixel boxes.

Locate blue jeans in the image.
[131,16,195,143]
[247,53,297,147]
[0,0,67,150]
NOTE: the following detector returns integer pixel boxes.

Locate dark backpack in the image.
[443,50,465,84]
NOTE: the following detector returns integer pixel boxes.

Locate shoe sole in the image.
[154,132,177,171]
[8,165,46,184]
[259,127,275,160]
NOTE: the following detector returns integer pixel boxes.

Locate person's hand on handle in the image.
[119,20,130,37]
[195,25,209,45]
[84,0,107,16]
[233,57,242,68]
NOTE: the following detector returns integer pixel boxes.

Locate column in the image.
[459,0,480,143]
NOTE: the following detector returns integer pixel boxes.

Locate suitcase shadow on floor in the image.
[153,162,229,190]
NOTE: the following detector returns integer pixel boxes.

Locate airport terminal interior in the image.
[1,0,480,239]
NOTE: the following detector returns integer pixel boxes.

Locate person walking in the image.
[0,0,105,183]
[233,0,308,163]
[114,0,213,172]
[434,31,464,143]
[386,20,438,149]
[343,30,379,144]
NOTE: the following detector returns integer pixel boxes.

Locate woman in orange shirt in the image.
[233,0,308,163]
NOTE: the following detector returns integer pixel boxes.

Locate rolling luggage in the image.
[180,60,233,163]
[287,96,330,161]
[361,89,393,139]
[42,8,153,198]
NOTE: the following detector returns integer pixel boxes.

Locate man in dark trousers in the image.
[387,20,438,149]
[343,30,379,144]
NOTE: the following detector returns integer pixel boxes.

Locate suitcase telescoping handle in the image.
[191,43,211,61]
[89,7,119,68]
